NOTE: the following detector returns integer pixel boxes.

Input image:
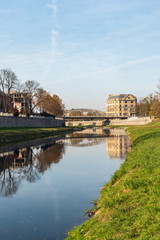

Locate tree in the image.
[69,110,84,116]
[35,88,49,113]
[0,68,19,112]
[37,93,65,117]
[155,79,160,96]
[149,99,160,117]
[0,68,19,94]
[136,94,154,116]
[22,80,40,114]
[51,94,65,116]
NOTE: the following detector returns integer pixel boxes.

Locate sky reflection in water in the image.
[0,128,131,240]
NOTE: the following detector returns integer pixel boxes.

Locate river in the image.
[0,128,131,240]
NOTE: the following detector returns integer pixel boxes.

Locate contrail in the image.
[47,0,58,19]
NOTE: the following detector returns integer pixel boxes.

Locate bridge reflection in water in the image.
[66,128,132,162]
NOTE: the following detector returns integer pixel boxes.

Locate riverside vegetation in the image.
[66,119,160,240]
[0,127,78,146]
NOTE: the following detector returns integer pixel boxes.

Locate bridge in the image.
[64,138,106,147]
[64,116,127,120]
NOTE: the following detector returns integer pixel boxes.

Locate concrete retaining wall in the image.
[0,116,65,128]
[110,117,152,125]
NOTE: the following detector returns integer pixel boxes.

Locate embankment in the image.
[66,119,160,240]
[0,127,77,146]
[0,115,65,128]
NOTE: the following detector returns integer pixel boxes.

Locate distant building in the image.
[106,94,137,117]
[9,91,32,112]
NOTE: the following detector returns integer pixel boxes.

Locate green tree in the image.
[136,94,154,116]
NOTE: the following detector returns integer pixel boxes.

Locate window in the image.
[125,101,127,103]
[131,105,133,107]
[131,101,133,103]
[125,105,127,107]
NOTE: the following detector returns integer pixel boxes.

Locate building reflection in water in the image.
[0,128,132,198]
[66,128,132,162]
[106,129,132,162]
[0,140,65,198]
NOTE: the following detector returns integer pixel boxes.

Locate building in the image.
[106,94,137,117]
[9,91,32,112]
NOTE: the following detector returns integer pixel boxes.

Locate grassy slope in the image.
[66,119,160,240]
[0,127,76,146]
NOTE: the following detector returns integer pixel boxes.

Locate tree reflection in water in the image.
[0,141,65,197]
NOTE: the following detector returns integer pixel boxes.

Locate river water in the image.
[0,128,131,240]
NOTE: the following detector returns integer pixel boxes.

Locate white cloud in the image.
[49,55,160,84]
[46,0,58,19]
[43,0,60,79]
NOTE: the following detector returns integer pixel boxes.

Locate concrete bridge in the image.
[65,116,128,127]
[64,116,127,120]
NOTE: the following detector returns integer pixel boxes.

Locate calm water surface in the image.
[0,128,131,240]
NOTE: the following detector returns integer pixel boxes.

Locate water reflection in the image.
[0,128,132,240]
[66,128,132,161]
[0,128,131,199]
[0,140,65,197]
[106,129,132,161]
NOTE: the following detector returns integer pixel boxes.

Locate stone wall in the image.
[0,116,65,128]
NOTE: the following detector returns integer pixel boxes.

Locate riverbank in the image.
[0,127,78,146]
[66,119,160,240]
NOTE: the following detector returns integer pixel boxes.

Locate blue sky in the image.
[0,0,160,110]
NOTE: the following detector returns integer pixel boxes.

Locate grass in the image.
[66,118,160,240]
[0,127,78,146]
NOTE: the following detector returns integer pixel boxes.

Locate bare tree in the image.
[0,68,19,112]
[0,69,19,94]
[155,79,160,96]
[22,80,39,95]
[22,80,40,113]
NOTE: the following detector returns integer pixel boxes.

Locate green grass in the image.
[0,127,77,146]
[66,118,160,240]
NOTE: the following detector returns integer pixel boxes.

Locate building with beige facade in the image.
[106,94,137,117]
